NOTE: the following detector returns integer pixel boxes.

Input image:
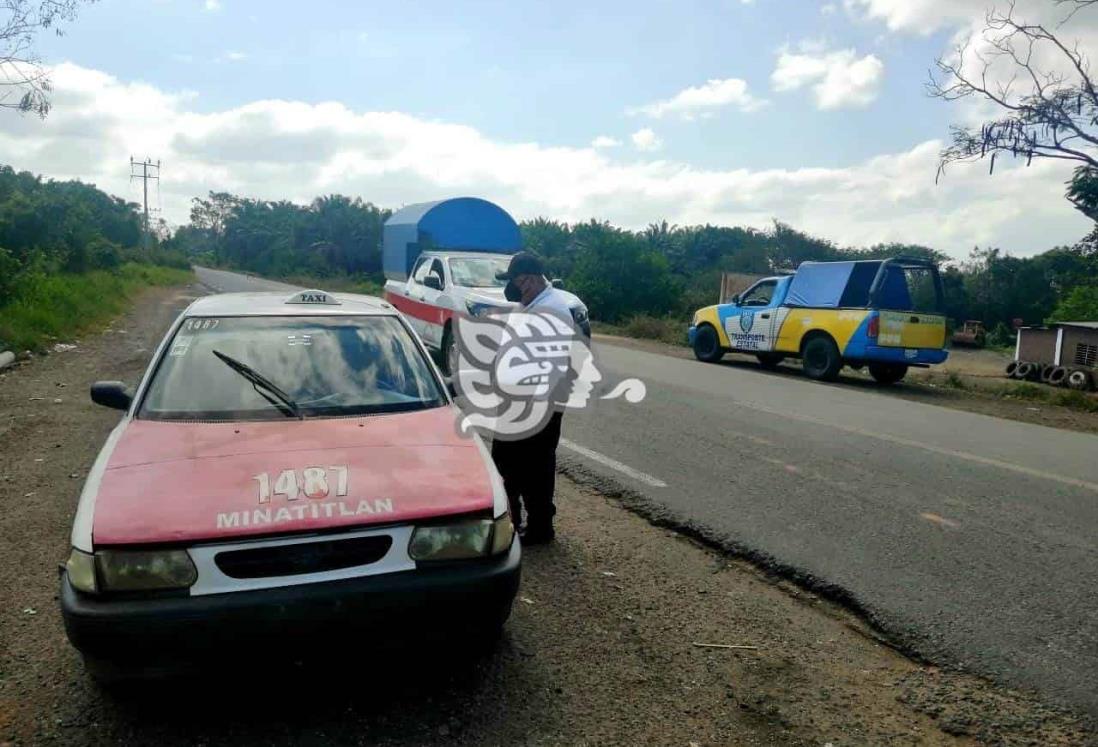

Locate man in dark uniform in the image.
[490,252,581,545]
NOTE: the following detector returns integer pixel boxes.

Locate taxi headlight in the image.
[409,519,492,561]
[66,549,97,594]
[95,549,197,592]
[490,513,515,555]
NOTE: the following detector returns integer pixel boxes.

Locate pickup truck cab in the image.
[688,257,948,384]
[384,250,589,375]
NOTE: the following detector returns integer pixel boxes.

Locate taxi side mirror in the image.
[423,274,443,291]
[730,294,740,305]
[442,377,457,399]
[550,278,565,290]
[91,381,132,411]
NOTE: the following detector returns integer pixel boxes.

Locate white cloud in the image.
[204,0,221,11]
[771,47,884,110]
[0,63,1087,259]
[591,135,621,148]
[630,128,662,151]
[629,78,766,119]
[843,0,987,35]
[223,51,248,62]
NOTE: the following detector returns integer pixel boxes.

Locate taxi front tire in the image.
[692,324,724,363]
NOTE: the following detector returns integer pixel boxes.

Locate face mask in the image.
[504,279,523,303]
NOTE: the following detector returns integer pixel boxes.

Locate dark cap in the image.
[496,251,546,281]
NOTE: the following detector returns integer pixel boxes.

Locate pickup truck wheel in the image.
[441,327,457,376]
[868,363,908,385]
[756,353,785,370]
[802,336,842,381]
[693,325,724,363]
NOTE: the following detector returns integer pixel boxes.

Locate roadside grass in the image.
[929,371,1098,413]
[593,314,688,347]
[0,263,193,352]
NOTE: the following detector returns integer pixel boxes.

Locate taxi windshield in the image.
[449,256,510,288]
[139,315,445,421]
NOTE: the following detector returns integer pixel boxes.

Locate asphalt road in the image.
[195,267,1098,719]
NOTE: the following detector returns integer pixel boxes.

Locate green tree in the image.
[1048,284,1098,322]
[568,222,677,322]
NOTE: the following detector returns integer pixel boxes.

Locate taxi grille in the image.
[214,535,393,579]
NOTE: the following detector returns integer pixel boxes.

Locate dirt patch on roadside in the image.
[596,334,1098,435]
[0,288,1092,746]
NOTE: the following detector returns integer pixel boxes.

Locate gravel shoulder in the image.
[0,285,1093,745]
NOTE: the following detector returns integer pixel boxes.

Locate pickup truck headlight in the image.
[409,514,514,561]
[95,549,198,592]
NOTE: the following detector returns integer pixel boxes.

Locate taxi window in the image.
[140,315,445,421]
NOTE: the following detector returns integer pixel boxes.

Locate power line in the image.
[129,157,160,250]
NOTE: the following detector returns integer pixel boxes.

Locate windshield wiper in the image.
[212,349,303,419]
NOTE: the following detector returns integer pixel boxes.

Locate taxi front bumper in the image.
[61,539,520,668]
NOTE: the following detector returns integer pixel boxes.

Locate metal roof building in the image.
[1015,321,1098,369]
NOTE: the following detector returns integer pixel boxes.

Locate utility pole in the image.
[129,157,160,251]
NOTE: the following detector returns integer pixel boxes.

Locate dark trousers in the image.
[490,411,563,531]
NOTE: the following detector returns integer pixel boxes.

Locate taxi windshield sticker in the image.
[181,318,221,334]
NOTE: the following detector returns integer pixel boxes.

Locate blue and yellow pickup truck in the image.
[688,258,948,384]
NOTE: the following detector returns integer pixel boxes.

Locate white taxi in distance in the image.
[60,289,519,680]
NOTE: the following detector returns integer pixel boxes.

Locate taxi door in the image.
[723,279,780,352]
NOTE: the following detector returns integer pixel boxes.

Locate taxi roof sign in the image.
[286,290,341,306]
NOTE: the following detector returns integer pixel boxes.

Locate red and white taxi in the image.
[60,289,519,680]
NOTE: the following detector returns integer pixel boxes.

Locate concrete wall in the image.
[1061,327,1098,369]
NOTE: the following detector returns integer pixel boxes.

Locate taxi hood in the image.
[91,408,497,546]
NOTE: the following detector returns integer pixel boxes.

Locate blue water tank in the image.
[383,197,522,281]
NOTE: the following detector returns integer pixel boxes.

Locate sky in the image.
[2,0,1096,258]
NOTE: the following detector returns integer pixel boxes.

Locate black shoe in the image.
[520,526,555,545]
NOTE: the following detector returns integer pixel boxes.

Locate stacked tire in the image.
[1007,361,1041,381]
[1006,360,1095,391]
[1066,368,1094,391]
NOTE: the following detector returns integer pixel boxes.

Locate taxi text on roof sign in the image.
[287,290,341,305]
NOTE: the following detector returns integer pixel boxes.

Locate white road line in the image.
[560,438,668,488]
